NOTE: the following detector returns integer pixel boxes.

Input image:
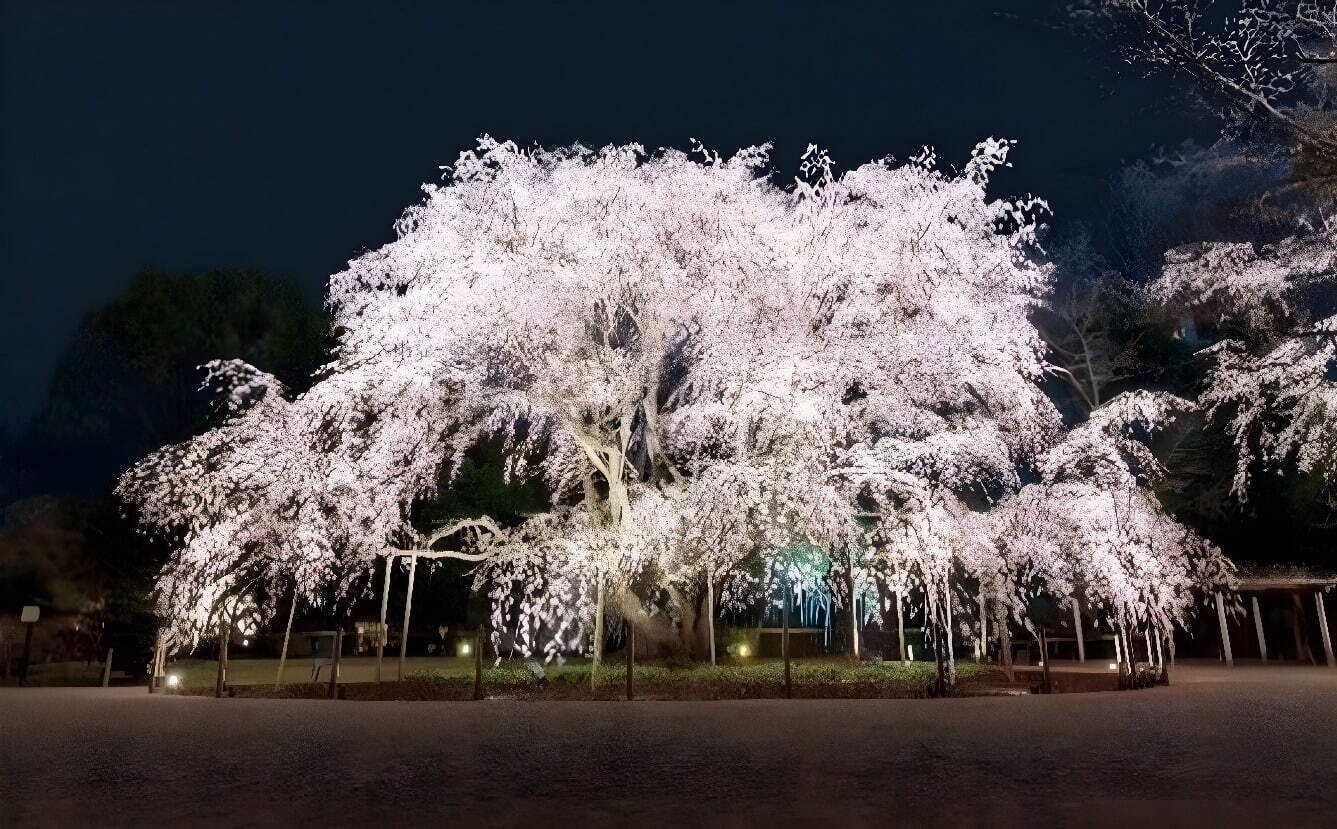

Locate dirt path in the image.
[2,664,1335,827]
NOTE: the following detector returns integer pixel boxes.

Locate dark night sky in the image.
[0,0,1208,432]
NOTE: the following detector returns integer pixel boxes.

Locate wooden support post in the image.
[625,620,634,701]
[101,648,114,688]
[473,625,483,700]
[399,554,417,681]
[783,579,792,699]
[849,553,859,661]
[1071,598,1085,663]
[20,622,34,685]
[978,589,987,662]
[1215,591,1234,667]
[328,629,342,699]
[1317,592,1334,668]
[944,586,955,684]
[1040,626,1052,694]
[707,574,716,666]
[377,556,392,683]
[591,575,605,692]
[1251,595,1268,662]
[895,590,907,664]
[276,590,297,689]
[214,623,228,698]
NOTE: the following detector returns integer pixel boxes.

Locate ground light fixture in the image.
[737,645,751,658]
[458,642,471,657]
[166,674,180,689]
[1109,662,1119,670]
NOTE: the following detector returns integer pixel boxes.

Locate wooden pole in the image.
[276,589,297,689]
[101,648,114,688]
[707,574,716,665]
[944,586,955,684]
[328,629,342,700]
[1317,591,1334,668]
[377,556,392,683]
[1040,626,1052,694]
[398,554,417,681]
[895,590,906,663]
[783,577,792,699]
[473,625,483,700]
[214,623,228,698]
[20,622,34,685]
[625,620,634,701]
[591,575,605,692]
[1251,595,1268,662]
[1215,591,1234,667]
[849,551,859,660]
[978,588,987,662]
[1071,598,1085,663]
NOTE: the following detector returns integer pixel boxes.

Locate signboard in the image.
[20,605,39,623]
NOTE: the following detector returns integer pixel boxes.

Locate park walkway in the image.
[2,663,1335,827]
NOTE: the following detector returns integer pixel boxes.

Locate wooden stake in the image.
[399,554,417,681]
[1251,595,1267,662]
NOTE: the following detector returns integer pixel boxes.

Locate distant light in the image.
[1038,661,1044,667]
[460,643,471,656]
[1109,662,1118,670]
[738,645,751,658]
[166,674,180,688]
[242,638,249,647]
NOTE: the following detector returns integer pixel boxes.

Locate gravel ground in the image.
[2,663,1334,828]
